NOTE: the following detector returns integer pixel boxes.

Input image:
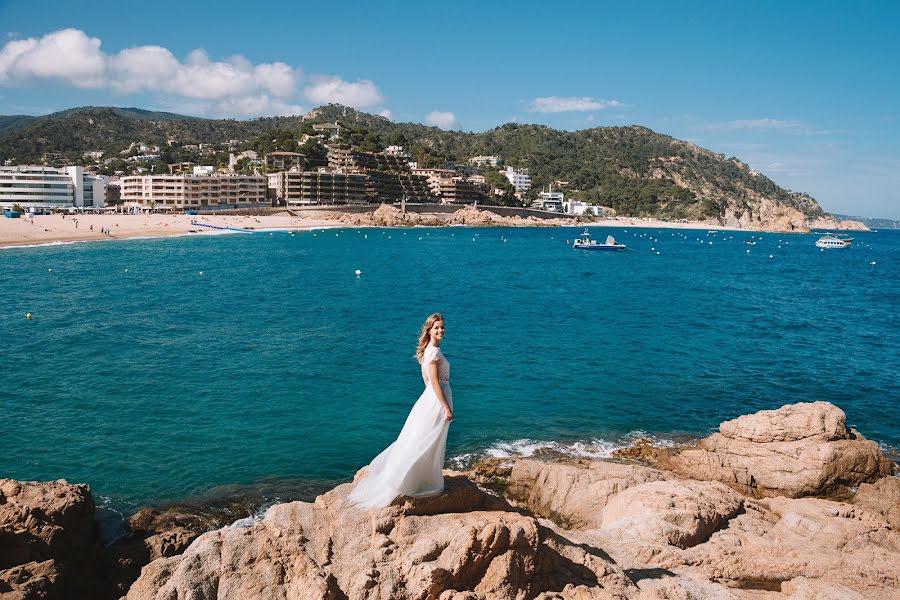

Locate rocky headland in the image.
[327,204,581,228]
[319,204,869,234]
[2,401,897,599]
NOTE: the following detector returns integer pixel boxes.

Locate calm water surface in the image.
[2,226,898,512]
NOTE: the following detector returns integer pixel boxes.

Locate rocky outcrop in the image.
[670,402,893,497]
[852,476,900,529]
[8,402,898,599]
[0,479,106,599]
[474,448,900,598]
[327,204,579,228]
[127,474,638,600]
[501,459,671,529]
[598,480,744,549]
[673,496,900,597]
[807,215,871,231]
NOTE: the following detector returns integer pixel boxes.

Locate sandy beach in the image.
[0,213,342,248]
[0,210,749,248]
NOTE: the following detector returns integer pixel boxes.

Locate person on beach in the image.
[348,313,454,509]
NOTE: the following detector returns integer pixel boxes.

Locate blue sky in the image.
[1,0,898,218]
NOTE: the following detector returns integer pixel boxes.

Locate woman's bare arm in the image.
[429,361,453,422]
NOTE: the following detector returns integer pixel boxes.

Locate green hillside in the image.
[0,104,827,222]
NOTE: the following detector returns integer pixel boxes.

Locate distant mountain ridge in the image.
[830,214,899,229]
[0,104,863,231]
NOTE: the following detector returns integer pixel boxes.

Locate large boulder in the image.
[127,473,637,600]
[0,479,108,599]
[504,459,671,530]
[670,402,893,497]
[598,480,744,549]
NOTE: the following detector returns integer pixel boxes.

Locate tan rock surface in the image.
[599,480,744,549]
[0,479,97,569]
[676,496,900,598]
[852,476,900,529]
[504,459,671,530]
[670,402,893,497]
[127,474,637,600]
[0,559,63,599]
[0,479,117,598]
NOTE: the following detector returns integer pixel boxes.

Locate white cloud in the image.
[108,45,180,93]
[0,28,106,88]
[529,96,623,113]
[0,28,382,118]
[425,111,457,129]
[303,75,383,108]
[377,108,393,119]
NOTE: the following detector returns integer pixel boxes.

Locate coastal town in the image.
[0,121,604,217]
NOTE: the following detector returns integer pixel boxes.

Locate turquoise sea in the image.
[2,226,898,517]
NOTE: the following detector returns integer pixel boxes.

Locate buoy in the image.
[48,268,52,272]
[747,249,751,253]
[25,312,32,319]
[124,268,128,272]
[198,271,204,276]
[871,261,877,265]
[355,269,362,276]
[656,251,661,255]
[769,255,773,258]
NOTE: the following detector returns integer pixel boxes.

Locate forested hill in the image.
[0,104,828,225]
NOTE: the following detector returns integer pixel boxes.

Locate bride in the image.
[348,313,454,509]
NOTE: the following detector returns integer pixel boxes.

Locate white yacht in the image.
[815,235,852,249]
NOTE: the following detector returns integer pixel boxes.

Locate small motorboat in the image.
[745,240,756,246]
[572,229,625,251]
[815,235,852,249]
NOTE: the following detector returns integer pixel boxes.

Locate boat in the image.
[572,229,625,251]
[745,240,756,246]
[815,235,852,249]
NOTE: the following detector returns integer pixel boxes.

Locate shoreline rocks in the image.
[670,402,893,497]
[5,401,897,599]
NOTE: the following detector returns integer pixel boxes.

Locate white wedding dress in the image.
[349,345,452,509]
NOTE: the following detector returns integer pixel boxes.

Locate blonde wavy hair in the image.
[416,313,445,363]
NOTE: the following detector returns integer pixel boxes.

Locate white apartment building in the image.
[0,165,108,210]
[66,166,108,209]
[470,155,501,167]
[503,166,531,192]
[384,145,410,158]
[120,174,267,209]
[563,199,605,216]
[533,190,564,212]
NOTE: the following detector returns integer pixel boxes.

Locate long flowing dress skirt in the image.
[348,383,452,509]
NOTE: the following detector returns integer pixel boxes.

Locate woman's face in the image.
[429,320,445,343]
